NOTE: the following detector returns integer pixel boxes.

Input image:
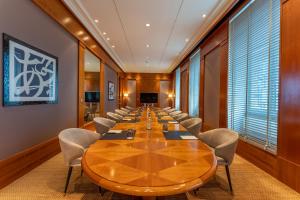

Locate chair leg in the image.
[64,167,73,194]
[80,169,83,177]
[225,165,233,192]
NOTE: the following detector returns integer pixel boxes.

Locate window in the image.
[175,68,180,110]
[189,50,200,117]
[228,0,280,153]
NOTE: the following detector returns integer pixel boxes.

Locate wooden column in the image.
[78,42,85,127]
[99,62,105,117]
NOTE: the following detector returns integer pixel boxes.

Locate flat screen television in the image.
[140,93,158,103]
[85,91,100,103]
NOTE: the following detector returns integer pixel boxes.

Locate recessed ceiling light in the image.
[83,36,89,41]
[62,17,71,24]
[146,44,150,48]
[91,45,96,48]
[112,45,115,48]
[77,31,84,36]
[146,23,150,27]
[185,38,189,42]
[106,37,110,41]
[202,14,206,18]
[103,32,107,35]
[94,19,99,23]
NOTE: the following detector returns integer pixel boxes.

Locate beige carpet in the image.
[0,154,299,200]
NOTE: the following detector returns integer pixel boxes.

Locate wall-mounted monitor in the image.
[140,93,158,103]
[85,91,100,103]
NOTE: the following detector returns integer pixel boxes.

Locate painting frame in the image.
[108,81,115,101]
[2,33,58,106]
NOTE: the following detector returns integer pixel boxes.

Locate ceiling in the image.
[64,0,235,73]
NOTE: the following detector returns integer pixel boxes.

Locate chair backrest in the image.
[180,118,202,135]
[115,109,127,116]
[169,110,182,117]
[58,128,99,166]
[162,107,171,111]
[166,108,176,113]
[93,117,116,135]
[173,113,189,122]
[125,106,135,111]
[121,107,130,113]
[107,112,123,122]
[197,128,239,165]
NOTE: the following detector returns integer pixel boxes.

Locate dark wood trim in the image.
[0,137,60,189]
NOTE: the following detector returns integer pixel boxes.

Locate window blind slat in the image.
[189,51,200,117]
[228,0,280,153]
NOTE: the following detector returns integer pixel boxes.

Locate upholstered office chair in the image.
[166,108,176,113]
[162,107,171,111]
[196,128,239,192]
[173,113,189,122]
[93,117,116,136]
[121,107,131,113]
[58,128,100,194]
[180,118,202,135]
[125,106,135,111]
[169,110,182,117]
[115,109,128,116]
[107,112,123,122]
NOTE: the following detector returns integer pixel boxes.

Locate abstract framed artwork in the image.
[108,81,115,101]
[2,33,58,106]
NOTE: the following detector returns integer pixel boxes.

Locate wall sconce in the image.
[168,94,173,98]
[124,93,129,97]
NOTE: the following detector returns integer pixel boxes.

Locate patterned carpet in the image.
[0,154,299,200]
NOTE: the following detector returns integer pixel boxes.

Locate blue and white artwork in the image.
[3,34,58,106]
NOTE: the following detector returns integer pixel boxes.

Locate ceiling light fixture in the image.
[146,23,150,27]
[202,14,206,18]
[106,37,110,41]
[94,19,99,23]
[103,32,107,35]
[83,36,89,41]
[77,31,84,36]
[146,44,150,48]
[112,45,115,48]
[185,38,189,42]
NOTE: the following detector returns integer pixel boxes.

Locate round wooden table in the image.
[82,111,217,199]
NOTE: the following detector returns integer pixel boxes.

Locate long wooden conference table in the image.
[82,110,217,200]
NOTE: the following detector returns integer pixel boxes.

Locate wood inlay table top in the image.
[82,110,217,197]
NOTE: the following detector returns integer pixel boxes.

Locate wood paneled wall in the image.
[180,62,189,113]
[172,0,300,193]
[120,73,173,107]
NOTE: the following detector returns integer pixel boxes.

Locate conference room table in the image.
[82,110,217,200]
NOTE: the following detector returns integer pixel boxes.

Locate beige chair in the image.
[93,117,116,136]
[121,107,131,113]
[173,113,189,122]
[169,110,182,117]
[196,128,239,192]
[162,107,171,111]
[180,118,202,135]
[125,106,135,111]
[166,108,176,113]
[115,109,128,116]
[107,112,123,122]
[58,128,100,194]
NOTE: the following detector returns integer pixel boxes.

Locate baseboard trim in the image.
[0,137,60,189]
